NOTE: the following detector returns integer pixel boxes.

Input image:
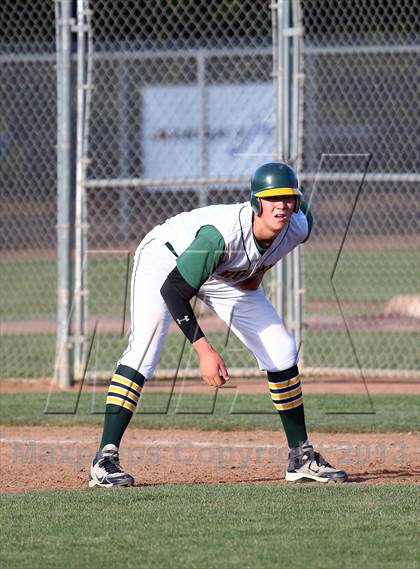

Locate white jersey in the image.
[156,202,309,288]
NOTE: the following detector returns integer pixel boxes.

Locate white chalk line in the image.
[0,437,358,450]
[0,437,285,449]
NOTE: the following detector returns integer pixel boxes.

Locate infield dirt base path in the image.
[1,376,419,394]
[0,426,418,493]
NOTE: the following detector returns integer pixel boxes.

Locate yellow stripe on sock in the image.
[106,395,137,413]
[268,375,299,390]
[112,373,143,394]
[270,385,302,402]
[111,379,142,398]
[273,396,303,411]
[122,399,137,412]
[108,384,140,403]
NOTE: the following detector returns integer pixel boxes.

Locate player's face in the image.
[259,195,296,232]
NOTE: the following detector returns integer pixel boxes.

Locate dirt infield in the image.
[1,427,419,493]
[1,376,418,493]
[1,375,419,395]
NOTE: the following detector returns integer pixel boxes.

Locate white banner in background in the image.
[142,83,274,181]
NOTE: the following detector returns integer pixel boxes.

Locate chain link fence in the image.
[0,0,58,378]
[300,0,419,376]
[82,0,419,381]
[1,1,418,381]
[81,0,277,379]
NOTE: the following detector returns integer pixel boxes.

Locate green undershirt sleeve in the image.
[299,200,313,242]
[176,225,225,289]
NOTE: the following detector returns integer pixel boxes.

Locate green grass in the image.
[2,328,418,378]
[1,485,418,569]
[304,330,420,370]
[2,248,418,320]
[0,392,418,432]
[0,258,57,321]
[0,334,57,378]
[305,248,420,303]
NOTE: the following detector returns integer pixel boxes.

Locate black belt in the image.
[165,242,178,257]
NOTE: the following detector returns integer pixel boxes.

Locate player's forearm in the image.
[192,336,213,354]
[160,267,205,344]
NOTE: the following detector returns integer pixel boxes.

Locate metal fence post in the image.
[272,0,304,352]
[272,0,286,319]
[74,0,92,379]
[55,0,74,388]
[291,0,305,359]
[197,51,208,207]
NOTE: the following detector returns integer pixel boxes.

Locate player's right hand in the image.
[193,338,229,387]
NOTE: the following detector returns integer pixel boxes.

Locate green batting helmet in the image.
[250,162,302,215]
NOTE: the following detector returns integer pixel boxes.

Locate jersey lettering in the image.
[218,264,274,281]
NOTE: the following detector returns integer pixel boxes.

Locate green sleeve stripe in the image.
[299,200,313,242]
[176,225,225,289]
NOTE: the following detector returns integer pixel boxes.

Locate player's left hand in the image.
[193,338,229,387]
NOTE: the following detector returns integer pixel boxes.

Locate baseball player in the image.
[89,162,348,487]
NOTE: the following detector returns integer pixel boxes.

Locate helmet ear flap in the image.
[250,194,262,215]
[294,185,304,213]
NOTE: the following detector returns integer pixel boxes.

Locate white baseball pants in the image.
[119,230,298,379]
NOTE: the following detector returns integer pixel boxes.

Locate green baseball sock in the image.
[99,364,145,450]
[267,365,308,449]
[277,404,308,449]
